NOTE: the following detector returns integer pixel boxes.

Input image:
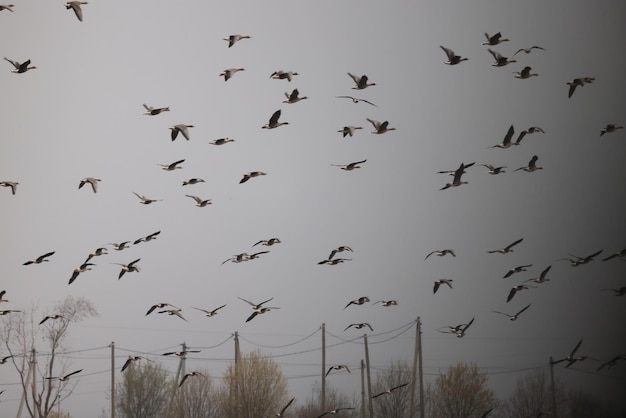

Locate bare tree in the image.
[1,296,97,418]
[503,369,567,418]
[565,388,614,418]
[114,361,169,418]
[170,367,219,418]
[293,385,357,418]
[371,360,415,418]
[216,349,288,418]
[426,362,498,418]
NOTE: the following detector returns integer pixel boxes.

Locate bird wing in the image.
[64,369,83,379]
[4,57,19,69]
[366,118,380,129]
[280,397,295,415]
[516,304,531,316]
[347,72,360,85]
[506,238,524,250]
[245,311,259,322]
[506,288,517,302]
[440,45,454,60]
[269,109,281,125]
[433,282,441,294]
[238,296,255,306]
[570,339,583,357]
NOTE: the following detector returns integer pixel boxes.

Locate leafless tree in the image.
[293,385,357,418]
[216,349,289,418]
[425,362,498,418]
[1,296,97,418]
[565,388,614,418]
[503,369,567,418]
[371,361,415,418]
[114,361,169,418]
[170,367,219,418]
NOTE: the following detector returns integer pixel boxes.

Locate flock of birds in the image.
[1,2,625,416]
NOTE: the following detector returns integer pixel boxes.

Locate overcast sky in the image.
[1,0,625,416]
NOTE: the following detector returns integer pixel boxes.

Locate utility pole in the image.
[234,331,240,418]
[166,342,186,416]
[321,323,326,412]
[360,359,366,418]
[410,318,418,418]
[550,356,558,418]
[364,334,373,418]
[111,342,115,418]
[417,318,424,418]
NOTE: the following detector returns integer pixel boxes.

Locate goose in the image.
[344,323,373,332]
[602,249,626,261]
[108,241,130,251]
[133,231,160,244]
[440,46,468,65]
[318,258,351,265]
[336,95,376,106]
[0,290,7,303]
[0,310,21,315]
[601,287,626,296]
[169,124,194,141]
[503,264,532,278]
[79,177,101,193]
[39,314,65,325]
[182,178,205,186]
[597,355,626,372]
[600,124,624,136]
[551,339,588,368]
[210,137,235,145]
[0,5,14,12]
[112,258,141,279]
[367,118,395,134]
[490,125,515,149]
[374,300,398,307]
[46,369,82,381]
[439,163,467,190]
[479,164,507,174]
[331,159,367,171]
[0,181,18,195]
[162,349,200,357]
[347,72,376,89]
[513,66,538,79]
[65,1,87,21]
[4,57,36,73]
[193,304,226,317]
[224,34,250,48]
[326,365,350,376]
[438,317,475,338]
[482,32,509,45]
[328,246,353,260]
[23,251,55,265]
[146,302,179,316]
[493,303,531,321]
[275,397,295,417]
[219,67,245,81]
[433,279,453,294]
[246,306,279,322]
[158,308,187,321]
[133,192,162,204]
[262,109,289,129]
[239,297,274,310]
[158,159,185,171]
[506,285,533,303]
[185,194,212,207]
[372,383,409,398]
[239,171,267,184]
[253,238,281,247]
[524,265,552,284]
[142,104,169,115]
[270,70,299,81]
[515,127,544,145]
[487,48,517,67]
[222,253,250,265]
[121,356,151,372]
[513,155,542,172]
[179,371,204,387]
[488,238,523,254]
[567,77,594,98]
[424,249,455,260]
[344,296,370,309]
[247,250,270,260]
[316,408,355,417]
[0,355,12,364]
[284,89,308,104]
[512,45,545,56]
[558,249,603,266]
[437,162,475,175]
[68,262,95,285]
[338,126,363,137]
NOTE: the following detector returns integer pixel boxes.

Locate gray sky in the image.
[1,0,625,416]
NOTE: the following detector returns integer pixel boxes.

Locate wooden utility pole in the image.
[321,323,326,412]
[364,334,373,418]
[360,359,366,418]
[417,318,424,418]
[111,342,115,418]
[550,356,558,418]
[410,318,419,418]
[234,332,241,418]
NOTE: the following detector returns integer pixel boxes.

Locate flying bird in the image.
[347,72,376,89]
[222,253,250,265]
[46,369,82,381]
[488,238,523,254]
[133,192,162,204]
[109,241,130,251]
[336,95,376,106]
[318,258,351,265]
[482,32,509,45]
[270,70,299,81]
[558,249,603,266]
[246,306,279,322]
[79,177,101,193]
[162,349,200,357]
[514,155,543,172]
[372,382,409,398]
[142,104,170,115]
[0,4,15,12]
[158,159,185,171]
[316,407,355,417]
[602,249,626,261]
[331,160,367,171]
[186,195,212,207]
[433,279,453,294]
[193,304,227,317]
[220,67,245,81]
[344,297,370,309]
[23,251,55,265]
[65,2,87,21]
[344,323,373,332]
[507,285,533,303]
[4,57,36,73]
[253,238,281,247]
[512,45,545,56]
[328,246,353,260]
[224,34,250,48]
[338,126,363,137]
[0,290,7,303]
[437,162,475,175]
[326,365,351,376]
[515,127,545,145]
[425,249,456,260]
[490,125,515,149]
[493,303,531,321]
[374,300,398,307]
[182,178,205,186]
[178,371,204,387]
[275,397,295,417]
[39,314,65,325]
[210,138,235,145]
[284,89,308,104]
[440,46,468,65]
[133,231,160,244]
[487,48,516,67]
[567,77,595,98]
[600,124,624,136]
[551,339,587,368]
[146,303,179,316]
[238,297,274,310]
[479,164,507,174]
[524,265,552,284]
[0,181,18,195]
[68,262,95,285]
[0,310,21,315]
[439,163,467,190]
[170,124,194,141]
[503,264,532,278]
[112,258,141,279]
[158,309,187,321]
[596,355,626,372]
[513,66,538,79]
[367,118,395,134]
[262,109,289,129]
[121,356,151,372]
